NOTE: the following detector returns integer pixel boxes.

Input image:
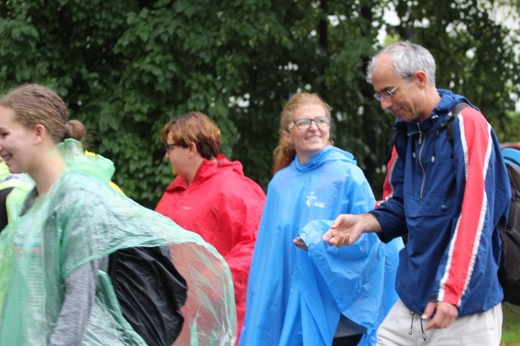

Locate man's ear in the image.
[415,70,428,87]
[33,124,46,144]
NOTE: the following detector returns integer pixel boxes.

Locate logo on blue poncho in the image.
[305,191,325,208]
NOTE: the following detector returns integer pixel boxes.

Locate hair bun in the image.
[64,120,87,141]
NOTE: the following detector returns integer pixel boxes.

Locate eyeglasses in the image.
[164,143,177,152]
[374,85,400,101]
[288,116,331,130]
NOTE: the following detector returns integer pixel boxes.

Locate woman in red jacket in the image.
[155,111,266,342]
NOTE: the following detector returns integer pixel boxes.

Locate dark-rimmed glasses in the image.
[374,85,400,101]
[288,116,331,130]
[164,143,177,152]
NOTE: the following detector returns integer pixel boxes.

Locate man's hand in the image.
[422,301,459,330]
[322,213,379,247]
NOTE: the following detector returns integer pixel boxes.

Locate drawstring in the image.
[420,318,427,341]
[409,311,427,341]
[408,311,414,335]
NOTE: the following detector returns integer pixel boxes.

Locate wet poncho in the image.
[240,146,402,346]
[0,139,236,345]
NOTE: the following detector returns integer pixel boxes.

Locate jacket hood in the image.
[57,139,116,184]
[435,89,477,114]
[292,145,356,173]
[394,89,478,136]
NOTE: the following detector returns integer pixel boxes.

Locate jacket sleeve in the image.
[49,187,106,345]
[218,180,265,332]
[436,107,505,306]
[49,260,102,346]
[221,189,264,278]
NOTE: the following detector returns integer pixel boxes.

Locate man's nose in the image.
[380,98,392,111]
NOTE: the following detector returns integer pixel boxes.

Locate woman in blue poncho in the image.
[240,92,402,346]
[0,84,236,345]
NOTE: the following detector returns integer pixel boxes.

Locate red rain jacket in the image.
[156,155,265,340]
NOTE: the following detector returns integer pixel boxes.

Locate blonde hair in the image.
[0,84,86,143]
[160,111,221,160]
[272,92,332,173]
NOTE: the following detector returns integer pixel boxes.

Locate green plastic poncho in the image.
[0,139,236,345]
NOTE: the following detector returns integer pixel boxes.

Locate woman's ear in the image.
[283,130,294,145]
[188,142,198,157]
[33,124,46,144]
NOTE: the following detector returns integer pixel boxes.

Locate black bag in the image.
[498,149,520,305]
[108,246,188,346]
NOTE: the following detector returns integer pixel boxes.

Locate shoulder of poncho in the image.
[48,171,113,209]
[58,170,107,191]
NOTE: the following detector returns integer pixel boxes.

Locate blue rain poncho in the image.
[240,146,402,346]
[0,139,236,345]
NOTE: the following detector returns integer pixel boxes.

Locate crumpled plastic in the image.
[0,139,236,345]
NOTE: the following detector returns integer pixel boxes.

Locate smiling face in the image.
[284,103,330,164]
[0,105,37,174]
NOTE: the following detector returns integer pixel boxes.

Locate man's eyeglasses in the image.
[164,143,176,152]
[374,85,400,101]
[288,116,331,130]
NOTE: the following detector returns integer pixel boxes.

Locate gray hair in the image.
[366,41,436,86]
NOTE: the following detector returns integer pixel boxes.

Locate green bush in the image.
[503,303,520,344]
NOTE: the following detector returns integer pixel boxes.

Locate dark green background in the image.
[1,0,519,208]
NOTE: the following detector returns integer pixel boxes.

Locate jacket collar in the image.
[167,154,243,191]
[399,89,477,137]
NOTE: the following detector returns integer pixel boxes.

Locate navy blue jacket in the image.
[372,89,510,316]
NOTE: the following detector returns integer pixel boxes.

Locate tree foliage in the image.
[0,0,519,207]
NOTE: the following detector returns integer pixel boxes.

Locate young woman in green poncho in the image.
[0,84,237,345]
[0,84,109,345]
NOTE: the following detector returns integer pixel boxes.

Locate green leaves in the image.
[0,0,518,205]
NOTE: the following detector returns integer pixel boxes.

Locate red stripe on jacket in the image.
[439,110,492,306]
